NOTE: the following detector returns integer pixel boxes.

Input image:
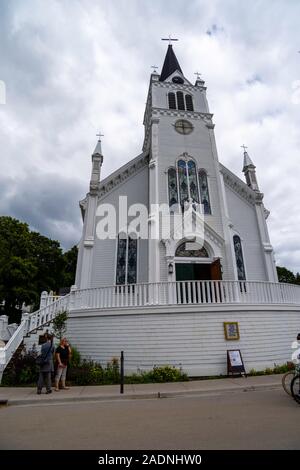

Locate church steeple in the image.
[242,146,259,191]
[159,45,183,81]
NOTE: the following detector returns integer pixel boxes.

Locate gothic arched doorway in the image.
[174,241,222,281]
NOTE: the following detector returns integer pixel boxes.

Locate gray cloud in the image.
[0,0,299,272]
[0,172,85,248]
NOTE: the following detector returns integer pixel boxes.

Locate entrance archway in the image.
[174,241,222,281]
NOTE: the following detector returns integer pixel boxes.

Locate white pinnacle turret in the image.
[241,146,259,191]
[90,135,104,194]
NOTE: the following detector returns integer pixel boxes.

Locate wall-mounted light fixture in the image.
[168,263,174,274]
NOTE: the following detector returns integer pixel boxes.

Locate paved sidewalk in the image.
[0,374,284,406]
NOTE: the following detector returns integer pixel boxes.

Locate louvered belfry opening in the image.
[168,92,176,109]
[176,91,185,110]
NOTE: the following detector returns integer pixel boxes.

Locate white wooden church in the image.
[76,44,278,290]
[1,45,300,379]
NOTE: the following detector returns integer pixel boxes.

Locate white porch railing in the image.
[0,293,70,382]
[1,281,300,382]
[27,293,70,334]
[71,280,300,309]
[0,317,29,379]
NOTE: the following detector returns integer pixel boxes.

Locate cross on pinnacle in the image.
[96,131,104,142]
[161,35,178,45]
[151,65,158,73]
[194,72,202,80]
[241,144,248,152]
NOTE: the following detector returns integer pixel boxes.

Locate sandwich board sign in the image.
[227,349,246,376]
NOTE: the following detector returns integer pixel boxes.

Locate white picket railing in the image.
[1,281,300,381]
[0,318,29,380]
[0,294,71,382]
[27,293,71,334]
[71,280,300,310]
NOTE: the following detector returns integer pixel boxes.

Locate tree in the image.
[51,310,68,340]
[0,216,71,322]
[30,231,65,308]
[0,217,37,322]
[61,245,78,288]
[276,266,297,284]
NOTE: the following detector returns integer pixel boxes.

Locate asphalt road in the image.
[0,388,299,450]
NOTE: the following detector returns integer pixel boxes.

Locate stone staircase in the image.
[0,292,71,383]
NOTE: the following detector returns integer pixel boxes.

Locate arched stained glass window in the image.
[116,236,137,285]
[198,170,211,214]
[233,235,246,281]
[168,159,211,214]
[176,91,185,110]
[168,92,176,109]
[168,167,178,208]
[177,159,189,207]
[185,94,194,111]
[187,160,199,203]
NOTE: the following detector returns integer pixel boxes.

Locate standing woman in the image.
[54,337,72,391]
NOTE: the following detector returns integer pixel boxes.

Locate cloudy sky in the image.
[0,0,299,272]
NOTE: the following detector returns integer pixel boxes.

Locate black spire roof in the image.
[159,45,183,82]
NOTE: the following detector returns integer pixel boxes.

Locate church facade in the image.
[75,45,278,292]
[2,46,299,381]
[62,46,300,377]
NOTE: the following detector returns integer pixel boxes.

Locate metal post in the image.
[120,350,124,394]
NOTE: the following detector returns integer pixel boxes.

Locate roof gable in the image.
[98,152,149,199]
[220,163,262,206]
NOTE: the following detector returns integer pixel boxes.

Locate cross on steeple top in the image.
[161,36,178,45]
[194,72,202,79]
[151,65,158,73]
[96,131,104,142]
[241,144,248,152]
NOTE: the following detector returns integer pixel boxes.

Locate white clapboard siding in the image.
[225,184,267,281]
[66,304,300,376]
[91,165,149,287]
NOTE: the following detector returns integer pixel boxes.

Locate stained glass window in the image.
[116,236,137,285]
[185,94,194,111]
[168,160,211,214]
[177,91,185,110]
[175,242,209,257]
[168,92,176,109]
[127,237,137,284]
[168,167,178,208]
[233,235,246,281]
[116,237,127,285]
[198,170,211,214]
[177,159,189,207]
[188,160,199,203]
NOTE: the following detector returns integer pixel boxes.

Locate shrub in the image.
[103,357,120,384]
[125,365,189,384]
[147,365,188,383]
[67,360,104,385]
[66,357,119,386]
[1,346,39,386]
[69,345,81,368]
[248,362,295,377]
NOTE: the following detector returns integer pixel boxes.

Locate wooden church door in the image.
[210,259,222,280]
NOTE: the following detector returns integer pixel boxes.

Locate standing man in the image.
[54,337,72,391]
[37,333,54,395]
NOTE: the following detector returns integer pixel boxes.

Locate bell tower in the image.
[143,44,235,283]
